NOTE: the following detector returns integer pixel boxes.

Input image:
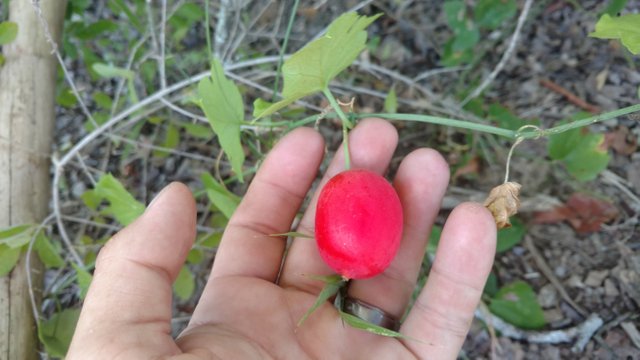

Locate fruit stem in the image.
[323,88,353,169]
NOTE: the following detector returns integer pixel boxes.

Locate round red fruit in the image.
[315,169,403,279]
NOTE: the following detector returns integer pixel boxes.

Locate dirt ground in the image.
[48,0,640,359]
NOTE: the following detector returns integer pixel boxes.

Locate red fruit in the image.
[315,169,403,280]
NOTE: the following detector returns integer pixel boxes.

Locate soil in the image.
[49,0,640,359]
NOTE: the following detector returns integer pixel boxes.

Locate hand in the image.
[67,119,496,359]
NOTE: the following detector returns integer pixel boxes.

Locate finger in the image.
[279,118,398,293]
[401,202,496,359]
[208,127,324,281]
[67,183,196,358]
[348,148,449,319]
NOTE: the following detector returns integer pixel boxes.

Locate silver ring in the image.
[342,296,400,331]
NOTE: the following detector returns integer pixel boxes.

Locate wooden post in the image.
[0,1,66,359]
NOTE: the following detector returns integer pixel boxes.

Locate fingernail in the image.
[147,183,173,211]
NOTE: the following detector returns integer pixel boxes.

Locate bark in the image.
[0,1,66,359]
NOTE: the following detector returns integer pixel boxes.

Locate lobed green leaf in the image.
[253,12,381,118]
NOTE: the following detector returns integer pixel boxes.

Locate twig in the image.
[460,0,534,106]
[524,235,588,317]
[159,0,167,89]
[214,0,231,58]
[474,308,603,352]
[539,78,601,114]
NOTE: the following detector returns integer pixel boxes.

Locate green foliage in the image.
[426,224,443,256]
[198,59,246,182]
[0,21,17,45]
[298,275,345,326]
[442,0,516,66]
[496,217,526,253]
[590,14,640,54]
[168,2,203,44]
[75,20,119,40]
[201,172,241,219]
[72,264,93,300]
[34,232,65,268]
[474,0,517,30]
[0,224,35,248]
[384,87,398,113]
[0,244,21,276]
[87,174,145,226]
[174,265,195,301]
[487,103,528,131]
[339,311,411,340]
[253,12,381,118]
[38,308,81,358]
[483,272,499,298]
[548,118,610,181]
[153,123,181,158]
[489,281,546,329]
[603,0,630,16]
[92,63,139,104]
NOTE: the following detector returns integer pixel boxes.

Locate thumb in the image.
[68,182,196,358]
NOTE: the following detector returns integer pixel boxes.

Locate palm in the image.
[67,120,496,360]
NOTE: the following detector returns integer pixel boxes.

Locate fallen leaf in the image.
[453,156,481,180]
[603,126,637,155]
[534,193,618,234]
[484,182,522,229]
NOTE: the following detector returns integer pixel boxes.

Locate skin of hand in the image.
[66,118,496,360]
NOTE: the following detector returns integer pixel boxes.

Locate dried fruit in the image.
[484,182,522,229]
[315,169,403,279]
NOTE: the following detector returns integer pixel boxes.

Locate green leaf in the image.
[92,174,145,226]
[474,0,517,30]
[444,1,466,31]
[72,264,93,300]
[339,311,415,340]
[0,244,21,276]
[548,116,610,182]
[197,58,245,182]
[198,232,222,248]
[108,0,143,32]
[298,275,346,326]
[589,14,640,55]
[269,231,314,239]
[201,172,241,219]
[174,265,195,301]
[489,281,546,329]
[92,91,113,110]
[496,217,526,252]
[38,308,81,358]
[487,103,526,131]
[75,20,118,40]
[483,271,498,297]
[0,224,36,248]
[0,54,5,67]
[426,225,443,256]
[34,232,65,268]
[384,87,398,113]
[180,121,214,140]
[0,21,18,45]
[253,12,381,118]
[56,88,78,108]
[153,123,180,158]
[186,248,204,264]
[603,0,630,16]
[92,63,135,80]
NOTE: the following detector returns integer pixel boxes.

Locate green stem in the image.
[360,113,515,138]
[271,0,300,102]
[520,103,640,139]
[204,0,213,63]
[247,103,640,143]
[323,88,353,169]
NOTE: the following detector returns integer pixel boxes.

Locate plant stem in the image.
[520,103,640,139]
[272,0,300,102]
[360,113,515,138]
[323,88,353,169]
[204,0,213,64]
